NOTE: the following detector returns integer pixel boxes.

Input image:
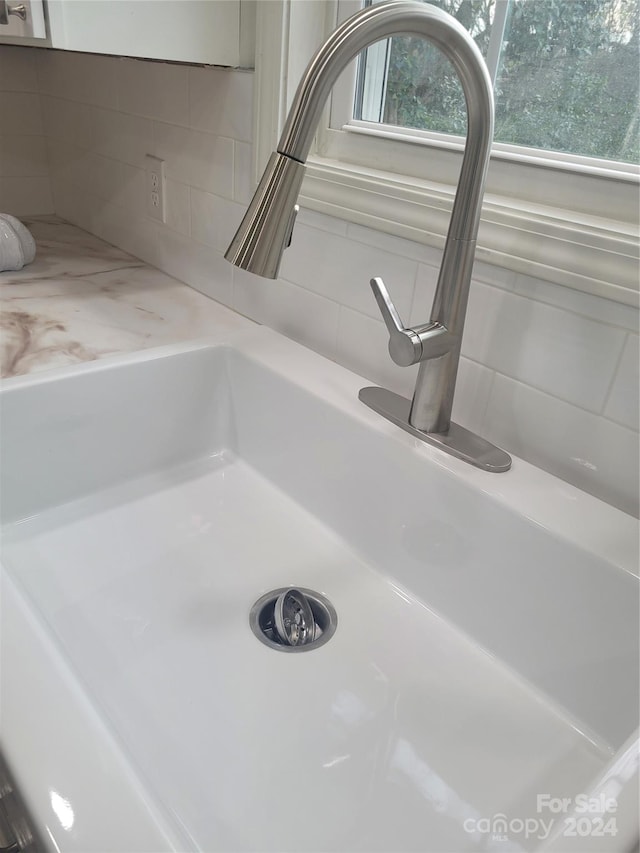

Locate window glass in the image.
[353,0,639,164]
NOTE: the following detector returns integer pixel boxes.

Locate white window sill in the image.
[300,153,639,308]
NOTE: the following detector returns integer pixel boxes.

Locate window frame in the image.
[253,0,639,307]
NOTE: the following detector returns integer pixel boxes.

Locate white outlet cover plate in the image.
[145,154,165,223]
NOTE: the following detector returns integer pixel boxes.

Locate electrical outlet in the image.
[145,154,166,223]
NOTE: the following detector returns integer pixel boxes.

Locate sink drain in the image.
[250,587,337,652]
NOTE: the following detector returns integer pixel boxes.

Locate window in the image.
[253,0,639,307]
[351,0,639,164]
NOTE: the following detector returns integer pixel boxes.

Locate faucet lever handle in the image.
[370,277,422,367]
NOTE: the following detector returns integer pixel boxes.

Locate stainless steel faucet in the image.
[225,0,511,472]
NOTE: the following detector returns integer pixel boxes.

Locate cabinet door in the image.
[0,0,46,40]
[45,0,254,66]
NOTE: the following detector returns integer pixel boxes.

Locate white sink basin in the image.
[1,328,638,852]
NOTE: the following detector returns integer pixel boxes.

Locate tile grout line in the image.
[599,332,629,418]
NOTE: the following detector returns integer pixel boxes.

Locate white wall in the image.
[0,46,53,215]
[1,45,638,516]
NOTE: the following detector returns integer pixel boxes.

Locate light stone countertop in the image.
[0,216,253,378]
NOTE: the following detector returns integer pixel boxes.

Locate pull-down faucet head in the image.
[224,151,304,279]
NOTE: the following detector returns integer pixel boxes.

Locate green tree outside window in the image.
[359,0,639,163]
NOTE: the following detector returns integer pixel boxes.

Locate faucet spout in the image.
[225,0,511,472]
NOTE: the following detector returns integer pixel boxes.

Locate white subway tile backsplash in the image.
[93,108,153,168]
[409,263,439,326]
[89,194,157,264]
[0,135,48,177]
[118,58,189,126]
[0,176,53,215]
[233,141,254,204]
[190,188,245,252]
[471,259,518,290]
[149,227,234,308]
[41,96,94,148]
[296,207,349,236]
[515,272,640,333]
[0,45,39,92]
[234,267,339,358]
[0,92,42,135]
[117,162,147,218]
[463,283,626,412]
[49,178,94,227]
[47,138,92,191]
[164,179,191,237]
[156,233,234,308]
[605,334,640,431]
[280,223,419,320]
[153,121,234,198]
[189,66,253,143]
[1,47,52,214]
[36,50,119,109]
[485,374,639,517]
[451,358,495,431]
[88,153,122,205]
[346,221,443,267]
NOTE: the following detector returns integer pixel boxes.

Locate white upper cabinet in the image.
[0,0,256,67]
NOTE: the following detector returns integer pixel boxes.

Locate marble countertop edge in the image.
[0,216,254,380]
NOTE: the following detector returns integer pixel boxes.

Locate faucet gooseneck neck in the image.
[225,1,511,471]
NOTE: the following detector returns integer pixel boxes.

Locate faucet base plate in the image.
[359,386,512,473]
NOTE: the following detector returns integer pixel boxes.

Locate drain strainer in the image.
[250,587,337,652]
